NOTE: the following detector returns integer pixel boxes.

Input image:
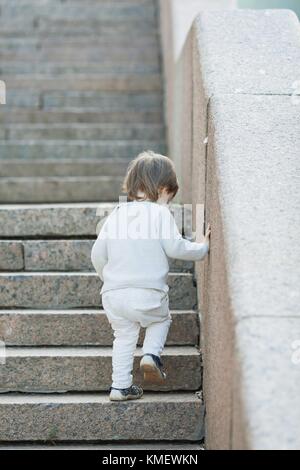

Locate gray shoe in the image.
[140,354,167,384]
[109,384,143,401]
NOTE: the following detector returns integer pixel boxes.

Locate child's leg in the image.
[110,317,140,389]
[142,317,172,357]
[102,291,141,389]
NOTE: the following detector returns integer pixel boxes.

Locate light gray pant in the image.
[102,287,172,389]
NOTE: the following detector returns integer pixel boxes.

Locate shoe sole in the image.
[140,363,166,384]
[109,392,143,402]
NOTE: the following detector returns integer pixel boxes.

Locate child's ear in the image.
[168,190,176,201]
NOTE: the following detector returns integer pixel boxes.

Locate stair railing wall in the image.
[160,3,300,450]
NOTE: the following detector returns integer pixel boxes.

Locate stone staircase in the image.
[0,0,204,448]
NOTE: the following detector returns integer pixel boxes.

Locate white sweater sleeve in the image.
[91,225,108,281]
[159,206,209,261]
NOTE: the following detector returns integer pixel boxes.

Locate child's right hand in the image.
[204,223,211,244]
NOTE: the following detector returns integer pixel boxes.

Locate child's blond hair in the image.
[122,150,179,202]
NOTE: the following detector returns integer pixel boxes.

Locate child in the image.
[91,151,211,401]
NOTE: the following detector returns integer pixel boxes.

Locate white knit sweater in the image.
[91,200,209,295]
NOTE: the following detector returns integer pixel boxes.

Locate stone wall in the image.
[159,0,237,200]
[160,5,300,450]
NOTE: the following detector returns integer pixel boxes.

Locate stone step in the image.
[0,346,201,393]
[0,42,159,60]
[0,392,204,442]
[0,443,204,450]
[1,72,161,88]
[42,91,163,110]
[0,272,197,310]
[0,176,124,203]
[0,0,155,4]
[0,140,166,159]
[0,309,198,346]
[0,109,163,124]
[4,90,162,109]
[45,15,157,28]
[3,124,165,141]
[4,90,39,109]
[0,29,158,42]
[0,46,159,63]
[0,158,131,177]
[0,3,158,24]
[39,19,157,33]
[0,0,156,21]
[0,240,193,273]
[0,61,160,75]
[0,203,185,237]
[0,37,160,55]
[5,74,162,92]
[0,20,159,39]
[0,0,155,5]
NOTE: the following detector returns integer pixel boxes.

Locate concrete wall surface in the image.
[206,93,300,449]
[161,5,300,450]
[159,0,237,200]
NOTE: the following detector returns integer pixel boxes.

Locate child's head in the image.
[122,150,179,203]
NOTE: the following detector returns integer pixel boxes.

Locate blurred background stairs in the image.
[0,0,204,448]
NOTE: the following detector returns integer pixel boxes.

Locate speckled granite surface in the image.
[0,239,193,272]
[0,393,204,442]
[0,346,201,392]
[0,309,199,346]
[0,273,197,310]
